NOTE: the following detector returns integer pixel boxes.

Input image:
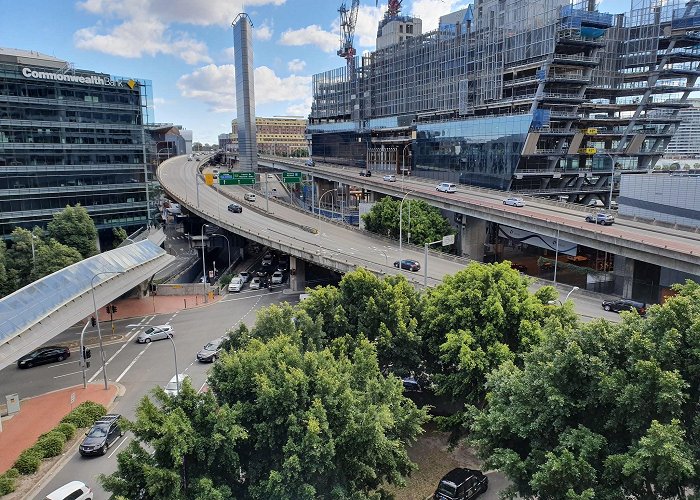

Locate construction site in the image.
[308,0,700,204]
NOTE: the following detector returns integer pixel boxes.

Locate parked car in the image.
[136,325,173,343]
[228,277,244,292]
[256,269,268,277]
[196,338,224,363]
[585,212,615,225]
[271,271,284,284]
[45,481,93,500]
[276,261,289,272]
[305,159,315,167]
[434,468,488,500]
[250,277,262,290]
[402,377,422,393]
[510,263,528,273]
[602,299,646,315]
[227,202,243,213]
[383,174,397,182]
[238,271,251,283]
[503,197,524,207]
[244,192,256,202]
[262,253,274,266]
[359,170,372,177]
[586,199,605,208]
[394,259,421,272]
[79,414,123,456]
[164,373,190,397]
[17,345,70,368]
[436,182,457,193]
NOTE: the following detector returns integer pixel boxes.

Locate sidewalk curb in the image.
[22,383,123,500]
[98,295,224,323]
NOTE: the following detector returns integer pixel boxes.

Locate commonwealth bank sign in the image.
[22,67,136,88]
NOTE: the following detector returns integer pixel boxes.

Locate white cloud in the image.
[153,97,166,108]
[354,4,385,48]
[255,20,274,41]
[286,97,313,117]
[279,24,339,53]
[176,64,311,114]
[409,0,470,32]
[287,58,306,73]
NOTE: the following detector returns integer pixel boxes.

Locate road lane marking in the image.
[108,434,129,458]
[47,360,80,369]
[89,321,153,383]
[115,343,151,383]
[53,370,84,379]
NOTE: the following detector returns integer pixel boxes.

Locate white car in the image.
[228,277,244,292]
[164,373,190,397]
[383,174,397,182]
[244,192,256,202]
[436,182,457,193]
[136,325,173,343]
[45,481,93,500]
[238,271,251,283]
[250,277,262,290]
[503,197,524,207]
[271,271,284,284]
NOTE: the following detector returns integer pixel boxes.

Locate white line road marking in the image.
[115,343,151,383]
[53,370,84,379]
[89,319,154,383]
[108,434,129,458]
[48,360,80,369]
[198,381,208,393]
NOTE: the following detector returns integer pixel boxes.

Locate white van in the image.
[45,481,93,500]
[436,182,457,193]
[244,192,257,202]
[586,199,605,208]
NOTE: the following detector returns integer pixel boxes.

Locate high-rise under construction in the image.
[308,0,700,203]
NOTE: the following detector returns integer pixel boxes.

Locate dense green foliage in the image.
[47,204,98,258]
[54,422,77,440]
[13,449,42,475]
[35,431,67,458]
[0,474,16,496]
[361,196,454,247]
[112,227,128,248]
[61,401,107,428]
[469,280,700,499]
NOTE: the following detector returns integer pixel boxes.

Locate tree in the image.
[112,227,128,248]
[0,240,8,297]
[3,227,43,291]
[468,281,700,499]
[29,239,82,282]
[361,196,454,247]
[47,204,97,258]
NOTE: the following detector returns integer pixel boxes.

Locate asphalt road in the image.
[30,286,290,500]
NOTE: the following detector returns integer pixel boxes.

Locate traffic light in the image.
[91,316,97,327]
[82,346,92,359]
[112,305,117,314]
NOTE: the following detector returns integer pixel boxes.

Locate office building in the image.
[308,0,700,203]
[232,13,257,171]
[232,116,308,156]
[664,99,700,158]
[0,47,154,238]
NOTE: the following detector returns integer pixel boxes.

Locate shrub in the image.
[0,475,15,495]
[61,401,106,428]
[13,448,42,475]
[36,431,66,458]
[2,469,18,479]
[55,422,76,440]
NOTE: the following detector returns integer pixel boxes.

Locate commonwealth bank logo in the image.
[127,79,137,90]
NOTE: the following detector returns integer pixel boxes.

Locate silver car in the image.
[136,325,173,343]
[164,373,190,397]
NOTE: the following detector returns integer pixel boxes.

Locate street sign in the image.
[233,172,256,179]
[220,171,256,185]
[442,234,455,246]
[282,171,302,183]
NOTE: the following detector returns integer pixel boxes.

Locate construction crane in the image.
[382,0,403,18]
[338,0,360,79]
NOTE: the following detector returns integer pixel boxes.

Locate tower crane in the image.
[383,0,403,18]
[337,0,360,79]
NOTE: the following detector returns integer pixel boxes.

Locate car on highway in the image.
[164,373,190,397]
[45,480,93,500]
[79,414,123,456]
[17,345,70,369]
[359,170,372,177]
[256,269,268,277]
[602,299,646,315]
[250,277,262,290]
[262,253,274,266]
[276,261,289,272]
[227,202,243,213]
[434,467,488,500]
[305,159,315,167]
[503,197,524,207]
[383,174,396,182]
[228,277,244,292]
[271,271,284,284]
[585,212,615,225]
[394,259,421,272]
[244,192,256,202]
[196,338,224,363]
[136,325,173,343]
[238,271,251,282]
[436,182,457,193]
[267,173,275,179]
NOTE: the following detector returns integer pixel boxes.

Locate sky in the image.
[2,0,631,145]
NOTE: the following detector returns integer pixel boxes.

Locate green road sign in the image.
[219,171,256,185]
[282,171,302,183]
[233,172,256,179]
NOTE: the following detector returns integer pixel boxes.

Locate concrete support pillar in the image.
[461,216,487,262]
[289,256,306,292]
[622,257,635,299]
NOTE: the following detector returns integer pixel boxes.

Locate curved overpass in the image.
[260,157,700,276]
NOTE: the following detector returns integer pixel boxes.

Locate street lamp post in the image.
[553,226,560,285]
[167,335,180,394]
[317,189,338,235]
[399,191,413,266]
[605,153,616,210]
[91,271,125,390]
[564,286,580,302]
[210,233,231,270]
[400,144,411,190]
[201,224,209,300]
[423,238,443,287]
[548,286,579,306]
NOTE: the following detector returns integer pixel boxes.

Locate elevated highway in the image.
[260,157,700,277]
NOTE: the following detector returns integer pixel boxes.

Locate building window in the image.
[406,24,413,34]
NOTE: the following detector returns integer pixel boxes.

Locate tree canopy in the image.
[47,204,98,258]
[469,280,700,499]
[361,196,454,247]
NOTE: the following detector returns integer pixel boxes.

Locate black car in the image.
[434,468,488,500]
[17,346,70,368]
[227,203,242,213]
[402,377,422,393]
[510,263,528,273]
[79,414,123,456]
[394,259,421,272]
[602,299,646,315]
[359,170,372,177]
[196,338,224,363]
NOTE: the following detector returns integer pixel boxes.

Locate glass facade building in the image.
[0,48,154,238]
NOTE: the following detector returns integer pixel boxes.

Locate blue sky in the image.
[3,0,630,145]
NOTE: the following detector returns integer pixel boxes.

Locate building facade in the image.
[232,116,308,156]
[232,14,257,171]
[664,99,700,158]
[0,48,154,238]
[309,0,700,204]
